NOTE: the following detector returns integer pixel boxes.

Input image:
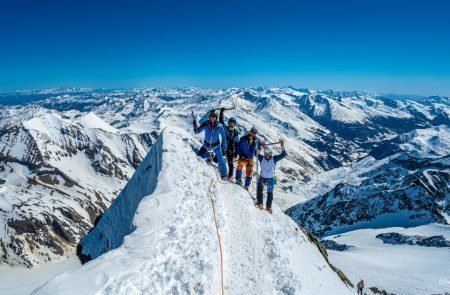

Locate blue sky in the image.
[1,0,449,95]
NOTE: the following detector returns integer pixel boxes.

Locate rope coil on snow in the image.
[207,178,225,295]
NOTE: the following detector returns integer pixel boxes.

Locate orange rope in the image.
[207,178,225,295]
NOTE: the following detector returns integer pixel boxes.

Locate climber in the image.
[357,279,364,295]
[255,139,287,214]
[193,109,228,180]
[235,127,259,189]
[219,108,239,179]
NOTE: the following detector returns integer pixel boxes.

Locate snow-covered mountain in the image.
[295,91,450,146]
[0,86,449,294]
[286,125,450,237]
[34,127,352,294]
[1,87,449,269]
[0,108,152,267]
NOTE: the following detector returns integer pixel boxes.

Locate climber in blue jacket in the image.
[236,127,259,189]
[193,109,228,179]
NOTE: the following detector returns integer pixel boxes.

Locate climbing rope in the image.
[207,178,225,295]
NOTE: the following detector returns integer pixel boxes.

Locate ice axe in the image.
[215,98,236,111]
[263,141,282,146]
[262,138,285,146]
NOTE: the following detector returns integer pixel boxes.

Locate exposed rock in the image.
[321,239,355,251]
[369,286,397,295]
[299,227,354,288]
[376,232,450,248]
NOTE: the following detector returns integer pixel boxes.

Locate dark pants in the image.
[256,177,275,208]
[225,150,235,178]
[198,146,209,158]
[357,288,363,295]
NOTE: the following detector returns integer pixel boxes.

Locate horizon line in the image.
[0,85,447,98]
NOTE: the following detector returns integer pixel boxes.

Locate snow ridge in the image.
[78,131,162,261]
[34,127,351,295]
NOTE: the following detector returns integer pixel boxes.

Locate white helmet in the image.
[264,147,273,156]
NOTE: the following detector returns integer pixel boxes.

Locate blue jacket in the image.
[257,150,287,164]
[194,120,227,151]
[237,134,259,159]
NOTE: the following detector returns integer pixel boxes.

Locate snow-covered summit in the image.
[34,127,352,294]
[77,112,119,134]
[398,125,450,158]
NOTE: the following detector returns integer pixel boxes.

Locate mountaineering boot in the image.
[221,175,228,181]
[266,192,274,210]
[256,181,264,207]
[266,207,273,214]
[257,203,264,210]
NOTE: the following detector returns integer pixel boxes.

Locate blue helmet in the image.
[228,117,236,124]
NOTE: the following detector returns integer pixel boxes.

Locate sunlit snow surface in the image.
[0,257,80,295]
[33,127,352,295]
[325,224,450,295]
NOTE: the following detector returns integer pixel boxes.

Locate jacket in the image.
[237,134,259,159]
[194,119,227,151]
[219,109,239,155]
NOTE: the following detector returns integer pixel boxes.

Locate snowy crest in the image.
[34,127,352,294]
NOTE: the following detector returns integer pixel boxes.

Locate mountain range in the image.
[0,87,449,294]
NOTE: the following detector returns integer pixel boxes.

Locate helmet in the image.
[208,110,218,117]
[250,127,258,134]
[264,147,273,156]
[228,117,236,124]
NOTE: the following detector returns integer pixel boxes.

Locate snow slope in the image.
[325,224,450,295]
[0,257,80,295]
[399,125,450,158]
[34,127,352,295]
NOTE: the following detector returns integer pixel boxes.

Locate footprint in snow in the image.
[146,197,160,209]
[166,226,177,238]
[95,273,108,286]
